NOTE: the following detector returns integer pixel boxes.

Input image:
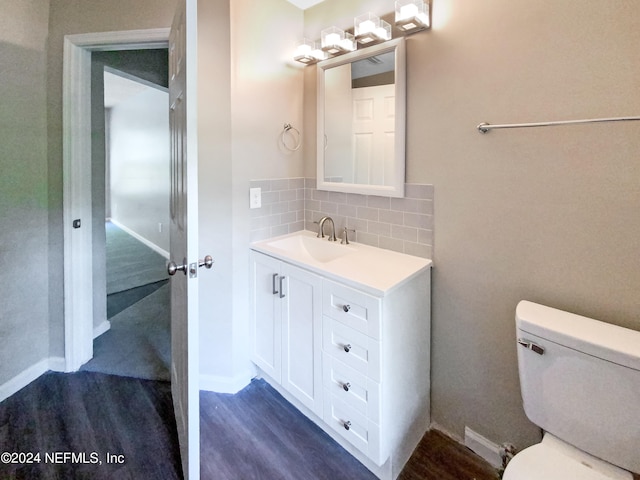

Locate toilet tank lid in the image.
[516,301,640,372]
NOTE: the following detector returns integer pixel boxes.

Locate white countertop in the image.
[251,230,432,296]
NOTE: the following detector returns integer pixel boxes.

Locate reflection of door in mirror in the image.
[324,51,395,186]
[353,84,395,185]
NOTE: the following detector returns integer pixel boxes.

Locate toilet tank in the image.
[515,301,640,474]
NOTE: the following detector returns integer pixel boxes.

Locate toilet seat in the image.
[502,434,633,480]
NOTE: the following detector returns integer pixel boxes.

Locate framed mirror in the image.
[317,37,405,198]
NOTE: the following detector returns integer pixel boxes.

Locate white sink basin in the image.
[265,233,353,263]
[251,230,432,295]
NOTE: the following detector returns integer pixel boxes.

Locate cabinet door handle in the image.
[342,382,351,392]
[343,420,352,431]
[342,304,351,313]
[279,276,286,298]
[343,343,352,353]
[272,273,279,295]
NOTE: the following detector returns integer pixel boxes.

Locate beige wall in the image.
[196,0,305,385]
[0,0,50,384]
[304,0,640,449]
[196,0,234,380]
[108,86,170,252]
[46,0,177,356]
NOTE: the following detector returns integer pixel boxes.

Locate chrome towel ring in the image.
[281,123,301,151]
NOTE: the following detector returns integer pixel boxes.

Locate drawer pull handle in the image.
[342,304,351,313]
[343,344,352,353]
[343,420,352,431]
[342,382,351,392]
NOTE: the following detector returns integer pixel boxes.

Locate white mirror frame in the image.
[317,37,406,198]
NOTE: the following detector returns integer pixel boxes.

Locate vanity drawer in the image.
[322,317,381,382]
[323,353,381,424]
[323,280,381,339]
[323,390,384,466]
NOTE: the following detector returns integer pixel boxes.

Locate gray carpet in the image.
[83,222,171,381]
[82,283,171,381]
[106,221,169,294]
[107,279,168,319]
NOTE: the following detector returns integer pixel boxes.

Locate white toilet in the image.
[503,300,640,480]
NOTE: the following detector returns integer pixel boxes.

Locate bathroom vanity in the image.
[250,230,432,480]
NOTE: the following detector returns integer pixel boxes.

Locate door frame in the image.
[62,28,170,372]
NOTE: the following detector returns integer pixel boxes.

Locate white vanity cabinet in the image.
[250,250,323,417]
[320,275,431,473]
[250,235,431,480]
[321,279,384,463]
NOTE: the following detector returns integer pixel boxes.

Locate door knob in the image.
[199,255,214,269]
[188,255,215,277]
[167,259,188,276]
[168,256,213,276]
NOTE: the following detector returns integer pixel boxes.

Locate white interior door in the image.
[352,84,395,186]
[169,1,200,478]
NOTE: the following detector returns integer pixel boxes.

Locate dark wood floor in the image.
[399,429,499,480]
[1,372,498,480]
[200,379,376,480]
[0,371,182,480]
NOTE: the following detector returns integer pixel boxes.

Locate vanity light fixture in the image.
[354,12,391,45]
[395,0,430,33]
[320,27,356,56]
[294,38,326,64]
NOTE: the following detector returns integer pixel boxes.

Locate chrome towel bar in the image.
[477,115,640,134]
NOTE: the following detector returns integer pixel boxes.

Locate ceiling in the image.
[286,0,325,10]
[351,51,395,80]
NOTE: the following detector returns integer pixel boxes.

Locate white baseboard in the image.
[430,422,464,443]
[200,370,253,394]
[0,357,66,403]
[464,426,502,468]
[48,357,67,373]
[109,218,169,259]
[93,320,111,339]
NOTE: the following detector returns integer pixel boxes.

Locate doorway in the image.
[62,22,201,476]
[62,29,170,372]
[79,55,171,380]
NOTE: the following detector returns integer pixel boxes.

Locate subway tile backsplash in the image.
[249,178,306,242]
[249,177,434,259]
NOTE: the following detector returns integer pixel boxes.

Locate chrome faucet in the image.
[316,216,337,242]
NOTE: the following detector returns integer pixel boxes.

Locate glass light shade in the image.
[320,27,356,56]
[395,0,430,33]
[294,38,326,64]
[354,13,391,45]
